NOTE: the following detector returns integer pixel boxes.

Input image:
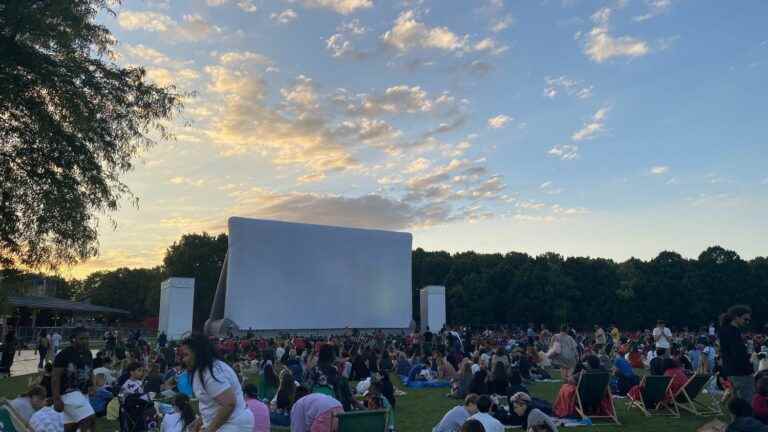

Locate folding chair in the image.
[673,374,722,416]
[0,406,26,432]
[335,409,388,432]
[626,375,679,417]
[575,371,620,425]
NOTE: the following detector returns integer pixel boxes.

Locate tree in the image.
[76,267,165,318]
[0,0,184,269]
[163,233,228,329]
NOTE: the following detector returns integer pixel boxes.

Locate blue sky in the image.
[67,0,768,276]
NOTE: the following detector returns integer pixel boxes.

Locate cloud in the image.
[169,176,206,187]
[336,86,459,117]
[117,11,222,42]
[650,165,670,175]
[271,9,298,24]
[463,60,494,76]
[540,181,564,195]
[487,114,512,129]
[551,204,590,215]
[581,7,650,63]
[571,106,609,141]
[325,19,370,59]
[381,10,506,55]
[294,0,373,15]
[490,14,514,33]
[406,158,431,173]
[217,51,273,66]
[548,144,579,160]
[228,188,452,230]
[237,0,258,12]
[280,75,319,110]
[543,76,593,99]
[382,10,468,52]
[633,0,673,22]
[207,0,228,5]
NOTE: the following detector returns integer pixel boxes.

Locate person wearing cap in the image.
[510,392,558,432]
[432,394,479,432]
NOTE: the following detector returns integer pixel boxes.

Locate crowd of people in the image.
[1,303,768,431]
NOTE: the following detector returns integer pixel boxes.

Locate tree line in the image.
[2,232,766,331]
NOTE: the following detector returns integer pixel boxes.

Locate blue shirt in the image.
[614,356,635,378]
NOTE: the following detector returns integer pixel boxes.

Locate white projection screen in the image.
[223,217,413,331]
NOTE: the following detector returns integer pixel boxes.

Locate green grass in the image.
[0,373,725,431]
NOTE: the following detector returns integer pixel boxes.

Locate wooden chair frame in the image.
[626,375,679,417]
[574,372,620,425]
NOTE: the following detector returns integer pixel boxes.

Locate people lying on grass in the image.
[433,393,480,432]
[289,385,343,432]
[510,392,558,432]
[752,376,768,425]
[466,394,504,432]
[727,397,768,432]
[0,385,48,428]
[552,355,613,418]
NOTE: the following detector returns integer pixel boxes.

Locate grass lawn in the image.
[0,373,726,431]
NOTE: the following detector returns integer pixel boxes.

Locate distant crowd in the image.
[0,303,767,431]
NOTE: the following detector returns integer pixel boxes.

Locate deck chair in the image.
[575,371,620,425]
[626,375,679,417]
[673,374,721,416]
[335,409,388,432]
[0,406,27,432]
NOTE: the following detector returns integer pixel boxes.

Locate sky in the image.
[65,0,768,278]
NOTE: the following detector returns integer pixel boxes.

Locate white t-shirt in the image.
[467,412,504,432]
[709,326,716,337]
[191,360,253,431]
[29,407,64,432]
[161,412,186,432]
[653,327,672,349]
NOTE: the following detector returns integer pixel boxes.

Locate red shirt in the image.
[753,394,768,423]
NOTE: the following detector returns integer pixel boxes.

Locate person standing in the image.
[1,327,17,376]
[52,327,96,432]
[38,330,50,369]
[547,325,579,380]
[720,305,755,402]
[51,331,62,355]
[653,320,672,357]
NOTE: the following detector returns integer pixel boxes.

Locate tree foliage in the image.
[163,233,228,329]
[0,0,184,269]
[72,266,165,318]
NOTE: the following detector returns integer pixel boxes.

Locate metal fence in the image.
[11,326,156,345]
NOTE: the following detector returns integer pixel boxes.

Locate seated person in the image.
[364,383,395,431]
[553,355,613,418]
[144,363,164,394]
[649,348,666,376]
[612,352,639,396]
[243,384,270,432]
[29,398,64,432]
[259,362,279,403]
[627,358,689,402]
[160,394,196,432]
[289,386,343,432]
[271,371,296,427]
[510,392,558,432]
[627,346,645,369]
[119,362,148,400]
[466,395,505,432]
[461,419,485,432]
[1,385,47,428]
[395,352,411,377]
[753,376,768,425]
[93,356,116,386]
[728,397,768,432]
[432,394,479,432]
[468,370,489,396]
[89,374,114,417]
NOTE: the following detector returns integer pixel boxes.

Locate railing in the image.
[10,326,157,344]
